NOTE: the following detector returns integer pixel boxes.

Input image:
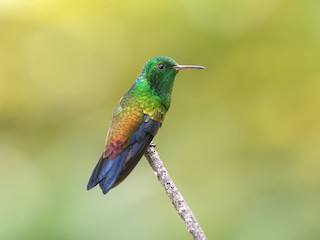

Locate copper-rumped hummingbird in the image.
[87,56,204,194]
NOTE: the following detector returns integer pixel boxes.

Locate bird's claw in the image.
[149,142,156,148]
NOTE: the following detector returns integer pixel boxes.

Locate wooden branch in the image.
[144,143,207,240]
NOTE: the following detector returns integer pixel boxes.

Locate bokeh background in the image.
[1,0,320,239]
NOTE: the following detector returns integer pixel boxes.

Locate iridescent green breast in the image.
[131,78,168,122]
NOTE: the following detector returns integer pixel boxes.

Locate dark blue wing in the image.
[87,115,161,194]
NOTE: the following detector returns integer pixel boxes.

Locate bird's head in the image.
[141,56,204,94]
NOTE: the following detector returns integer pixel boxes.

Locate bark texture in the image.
[144,143,207,240]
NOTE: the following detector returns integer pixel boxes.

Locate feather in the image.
[87,114,161,194]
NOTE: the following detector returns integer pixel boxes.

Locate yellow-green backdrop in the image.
[1,0,319,239]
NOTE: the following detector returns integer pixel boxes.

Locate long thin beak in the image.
[173,65,205,70]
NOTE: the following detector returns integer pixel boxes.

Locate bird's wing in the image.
[112,115,161,188]
[87,112,162,194]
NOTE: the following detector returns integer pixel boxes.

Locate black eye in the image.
[157,64,165,70]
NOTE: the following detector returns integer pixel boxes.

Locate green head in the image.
[140,56,204,109]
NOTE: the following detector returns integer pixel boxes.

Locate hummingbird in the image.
[87,56,204,194]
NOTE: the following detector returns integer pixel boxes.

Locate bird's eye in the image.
[157,64,165,70]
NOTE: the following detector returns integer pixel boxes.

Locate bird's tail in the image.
[87,148,129,194]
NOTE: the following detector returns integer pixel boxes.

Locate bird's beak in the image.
[173,65,205,70]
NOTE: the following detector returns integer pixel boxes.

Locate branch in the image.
[144,143,207,240]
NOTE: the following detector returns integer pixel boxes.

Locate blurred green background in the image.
[1,0,320,239]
